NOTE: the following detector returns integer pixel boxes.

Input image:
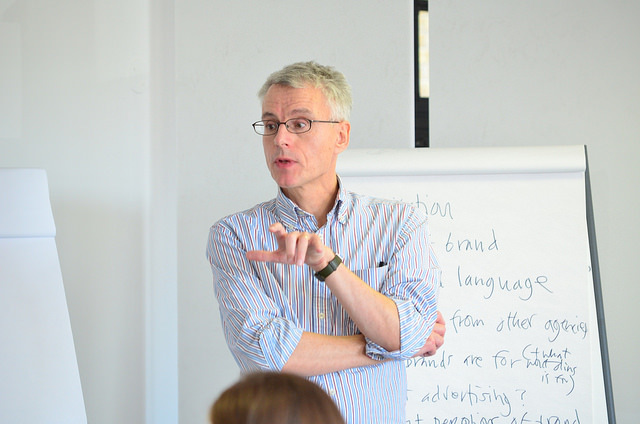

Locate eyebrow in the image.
[261,108,314,120]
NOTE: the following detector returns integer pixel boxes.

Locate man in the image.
[207,61,444,423]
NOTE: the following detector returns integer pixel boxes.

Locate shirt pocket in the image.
[351,265,389,292]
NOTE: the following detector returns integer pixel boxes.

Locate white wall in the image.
[1,1,638,423]
[0,1,151,423]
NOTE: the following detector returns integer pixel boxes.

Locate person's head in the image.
[255,62,352,202]
[210,371,345,424]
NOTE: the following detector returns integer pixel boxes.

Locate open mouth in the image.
[276,158,294,165]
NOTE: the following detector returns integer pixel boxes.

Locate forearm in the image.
[281,332,383,377]
[315,255,401,352]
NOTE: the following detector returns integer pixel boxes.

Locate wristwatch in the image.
[314,254,342,281]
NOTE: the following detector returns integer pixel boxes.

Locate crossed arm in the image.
[246,222,446,377]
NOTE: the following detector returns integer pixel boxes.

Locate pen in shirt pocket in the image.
[377,261,387,267]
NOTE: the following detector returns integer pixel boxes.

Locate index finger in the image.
[246,249,279,263]
[245,222,286,263]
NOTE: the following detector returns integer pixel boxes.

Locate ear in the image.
[334,121,350,154]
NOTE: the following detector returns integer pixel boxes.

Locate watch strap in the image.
[314,254,342,281]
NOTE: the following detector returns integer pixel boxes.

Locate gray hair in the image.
[258,61,352,121]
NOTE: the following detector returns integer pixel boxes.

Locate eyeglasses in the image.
[252,118,340,136]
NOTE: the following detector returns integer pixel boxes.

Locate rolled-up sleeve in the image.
[207,221,303,371]
[365,207,441,361]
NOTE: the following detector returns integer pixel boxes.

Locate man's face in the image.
[260,84,349,199]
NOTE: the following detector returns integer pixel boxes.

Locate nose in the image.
[272,123,292,146]
[275,122,287,134]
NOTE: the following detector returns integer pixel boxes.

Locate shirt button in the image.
[329,389,336,397]
[318,312,325,320]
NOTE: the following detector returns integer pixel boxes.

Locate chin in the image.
[270,172,297,189]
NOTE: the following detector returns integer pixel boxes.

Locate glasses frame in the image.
[252,118,340,136]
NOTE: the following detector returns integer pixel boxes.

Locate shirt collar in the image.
[274,176,350,229]
[275,189,301,231]
[335,175,349,225]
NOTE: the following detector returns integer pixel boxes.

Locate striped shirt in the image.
[206,178,440,424]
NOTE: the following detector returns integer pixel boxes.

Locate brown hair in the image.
[210,371,345,424]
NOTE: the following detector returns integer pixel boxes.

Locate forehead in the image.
[261,84,329,117]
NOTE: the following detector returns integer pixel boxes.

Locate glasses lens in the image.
[264,120,279,135]
[253,121,265,135]
[286,118,311,134]
[253,120,277,135]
